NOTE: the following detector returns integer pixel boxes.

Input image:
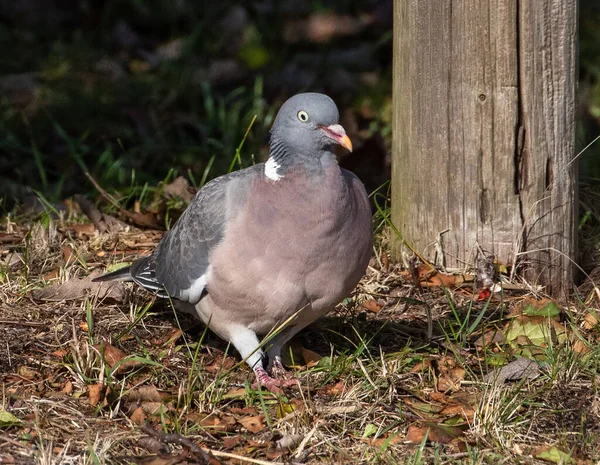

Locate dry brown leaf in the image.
[198,414,223,429]
[88,383,104,407]
[322,380,346,396]
[94,343,141,374]
[31,270,126,303]
[43,268,59,281]
[572,339,591,354]
[163,176,195,203]
[130,406,147,425]
[439,403,476,420]
[228,407,258,415]
[429,391,449,403]
[223,387,247,399]
[484,357,540,383]
[137,435,169,454]
[17,366,38,380]
[238,414,266,433]
[131,454,187,465]
[405,423,465,444]
[370,433,402,447]
[127,385,166,403]
[205,356,236,373]
[361,299,382,313]
[141,402,166,415]
[411,359,432,373]
[223,435,242,449]
[473,329,506,347]
[583,311,599,330]
[62,381,73,395]
[275,433,304,451]
[65,223,97,237]
[62,244,74,263]
[437,367,466,392]
[301,347,322,367]
[151,328,183,347]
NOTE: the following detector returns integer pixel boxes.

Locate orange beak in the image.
[319,124,353,152]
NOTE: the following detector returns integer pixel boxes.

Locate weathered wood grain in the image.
[392,0,577,297]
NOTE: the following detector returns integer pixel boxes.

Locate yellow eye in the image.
[297,110,309,122]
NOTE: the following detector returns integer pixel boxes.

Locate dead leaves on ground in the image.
[31,270,126,303]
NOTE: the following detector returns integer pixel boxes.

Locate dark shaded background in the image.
[0,0,598,215]
[0,0,393,211]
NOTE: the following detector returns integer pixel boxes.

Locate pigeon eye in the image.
[297,110,309,122]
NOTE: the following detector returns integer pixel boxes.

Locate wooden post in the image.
[391,0,578,297]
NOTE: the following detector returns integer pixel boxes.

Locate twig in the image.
[74,194,109,233]
[206,450,286,465]
[0,320,47,327]
[140,424,215,464]
[84,172,124,212]
[140,424,291,465]
[85,172,161,229]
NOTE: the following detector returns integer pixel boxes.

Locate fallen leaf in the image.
[152,328,183,347]
[505,315,568,357]
[533,445,575,464]
[0,409,21,427]
[141,402,167,415]
[522,299,561,318]
[17,366,38,380]
[405,423,465,444]
[163,176,195,203]
[205,356,236,373]
[127,385,166,403]
[301,347,322,367]
[62,381,73,395]
[473,330,505,347]
[43,268,59,281]
[94,343,141,374]
[88,383,105,407]
[370,433,403,447]
[437,367,466,392]
[429,392,449,403]
[411,359,432,373]
[582,311,599,330]
[137,436,169,454]
[223,435,242,449]
[439,404,476,420]
[275,433,304,450]
[130,407,147,425]
[361,299,382,313]
[484,357,541,383]
[62,244,74,263]
[222,387,247,399]
[238,415,265,433]
[31,270,126,303]
[322,380,346,396]
[276,401,296,419]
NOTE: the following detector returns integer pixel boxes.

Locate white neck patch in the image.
[264,157,283,181]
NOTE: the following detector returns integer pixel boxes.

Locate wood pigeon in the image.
[94,93,373,393]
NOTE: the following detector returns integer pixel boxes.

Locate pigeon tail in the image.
[91,267,132,283]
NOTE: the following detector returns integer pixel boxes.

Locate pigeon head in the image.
[268,93,352,177]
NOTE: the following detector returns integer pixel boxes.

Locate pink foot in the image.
[252,366,299,394]
[270,355,293,380]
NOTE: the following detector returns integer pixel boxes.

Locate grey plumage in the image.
[94,92,373,393]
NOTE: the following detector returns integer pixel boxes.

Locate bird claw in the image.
[269,355,293,380]
[252,366,299,394]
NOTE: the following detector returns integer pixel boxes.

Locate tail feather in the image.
[94,256,169,297]
[92,267,133,282]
